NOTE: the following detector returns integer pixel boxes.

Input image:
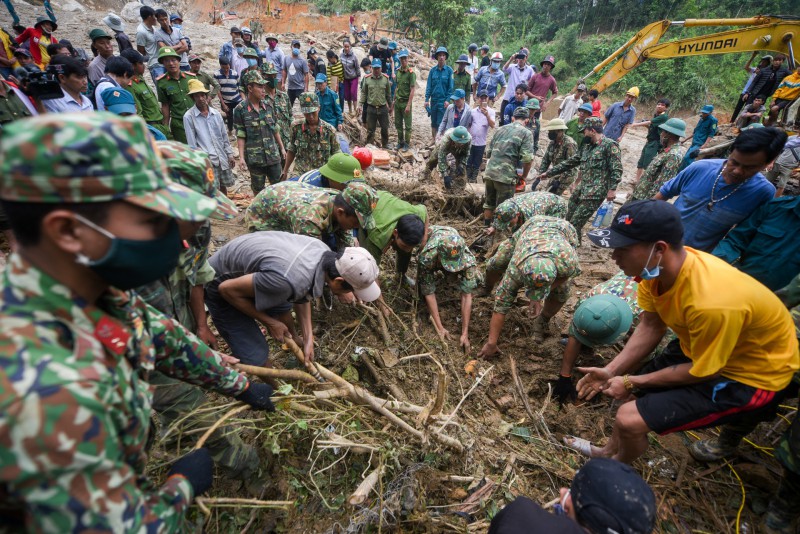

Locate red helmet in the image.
[352,146,373,170]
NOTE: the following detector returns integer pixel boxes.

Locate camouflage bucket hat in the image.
[156,140,238,221]
[436,231,471,272]
[341,181,378,230]
[582,116,603,132]
[493,198,520,233]
[300,91,320,113]
[259,62,278,76]
[242,70,267,86]
[0,112,215,222]
[513,106,529,119]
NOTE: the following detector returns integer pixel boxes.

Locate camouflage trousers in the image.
[247,162,283,194]
[566,197,603,244]
[149,371,258,479]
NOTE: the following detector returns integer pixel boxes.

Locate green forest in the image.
[314,0,798,110]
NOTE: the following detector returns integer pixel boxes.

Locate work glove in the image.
[443,174,452,189]
[168,448,214,495]
[237,381,276,412]
[529,177,541,191]
[552,375,577,405]
[546,179,561,194]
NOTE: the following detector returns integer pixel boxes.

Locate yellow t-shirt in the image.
[637,247,799,391]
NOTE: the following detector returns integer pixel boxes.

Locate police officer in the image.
[155,46,196,143]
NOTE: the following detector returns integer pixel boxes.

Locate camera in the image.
[26,70,63,100]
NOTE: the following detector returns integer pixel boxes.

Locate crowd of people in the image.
[0,7,799,534]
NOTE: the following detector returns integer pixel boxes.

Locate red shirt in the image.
[591,99,602,117]
[526,72,558,100]
[16,27,57,69]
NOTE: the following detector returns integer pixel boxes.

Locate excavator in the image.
[582,15,799,93]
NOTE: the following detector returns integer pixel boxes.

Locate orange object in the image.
[371,149,392,167]
[515,179,526,193]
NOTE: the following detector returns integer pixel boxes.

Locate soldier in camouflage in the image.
[418,226,480,352]
[477,216,580,358]
[155,46,197,143]
[535,117,578,195]
[766,274,800,534]
[628,118,685,203]
[488,191,568,236]
[537,116,623,243]
[261,61,292,158]
[554,271,640,404]
[135,141,261,482]
[424,126,472,189]
[282,92,341,179]
[233,70,286,193]
[0,113,275,532]
[245,180,377,251]
[482,106,534,226]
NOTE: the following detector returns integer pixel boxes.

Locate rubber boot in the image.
[687,422,754,462]
[532,314,551,343]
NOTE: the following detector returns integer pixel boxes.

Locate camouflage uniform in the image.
[156,70,197,143]
[233,71,283,193]
[288,92,341,176]
[493,191,568,234]
[246,181,377,250]
[546,118,623,242]
[538,134,578,194]
[261,62,292,150]
[628,143,685,202]
[487,216,580,314]
[0,114,259,531]
[483,121,534,209]
[418,225,480,296]
[425,128,471,179]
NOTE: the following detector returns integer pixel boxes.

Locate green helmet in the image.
[156,141,239,221]
[157,46,181,62]
[526,98,540,110]
[0,112,215,222]
[341,181,378,230]
[449,126,471,144]
[658,117,687,138]
[299,91,320,113]
[243,47,259,58]
[319,153,364,184]
[569,294,633,348]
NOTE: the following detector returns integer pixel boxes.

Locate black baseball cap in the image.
[572,458,656,534]
[587,199,683,248]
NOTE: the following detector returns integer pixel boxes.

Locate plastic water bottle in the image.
[601,200,615,227]
[592,202,608,227]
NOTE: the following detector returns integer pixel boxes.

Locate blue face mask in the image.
[292,48,300,56]
[247,58,258,66]
[74,214,182,290]
[235,46,244,54]
[491,61,500,69]
[639,244,662,280]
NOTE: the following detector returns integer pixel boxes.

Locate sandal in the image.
[563,435,595,457]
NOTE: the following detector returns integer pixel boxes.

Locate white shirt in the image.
[468,106,495,146]
[136,22,159,67]
[467,53,480,83]
[231,52,249,80]
[559,94,583,121]
[94,80,118,111]
[43,87,94,113]
[183,106,235,169]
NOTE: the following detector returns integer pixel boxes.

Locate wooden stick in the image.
[234,363,320,384]
[436,365,493,433]
[509,356,536,421]
[348,465,385,506]
[360,349,407,401]
[194,404,249,450]
[283,338,325,382]
[195,497,294,508]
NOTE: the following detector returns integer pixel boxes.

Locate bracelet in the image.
[622,374,634,392]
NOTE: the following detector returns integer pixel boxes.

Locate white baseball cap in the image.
[335,247,381,302]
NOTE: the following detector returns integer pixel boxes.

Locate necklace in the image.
[706,163,745,211]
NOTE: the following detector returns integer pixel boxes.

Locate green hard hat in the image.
[341,181,378,230]
[157,46,181,62]
[319,153,364,184]
[526,98,540,110]
[299,91,320,113]
[569,294,633,348]
[658,117,686,138]
[0,112,216,222]
[243,47,259,58]
[449,126,471,144]
[156,141,238,221]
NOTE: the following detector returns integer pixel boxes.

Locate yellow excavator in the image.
[582,16,799,93]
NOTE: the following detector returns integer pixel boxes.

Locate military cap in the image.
[242,70,267,86]
[371,58,382,68]
[493,199,522,233]
[520,252,579,295]
[188,53,203,62]
[397,49,409,59]
[315,73,328,84]
[341,181,378,230]
[578,102,593,114]
[0,112,215,222]
[513,107,529,119]
[526,98,540,110]
[259,62,278,75]
[658,117,686,137]
[581,116,603,132]
[157,46,181,62]
[449,125,471,144]
[300,91,320,113]
[321,153,364,183]
[156,141,238,221]
[436,232,471,272]
[243,47,259,58]
[101,87,136,115]
[89,28,112,41]
[569,294,633,347]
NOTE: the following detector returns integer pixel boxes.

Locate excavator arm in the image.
[583,16,799,93]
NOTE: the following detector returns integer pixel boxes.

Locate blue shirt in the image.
[713,196,800,290]
[474,66,506,99]
[288,169,326,186]
[692,115,718,146]
[316,87,343,128]
[425,64,454,102]
[659,159,776,252]
[603,101,636,140]
[503,98,527,124]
